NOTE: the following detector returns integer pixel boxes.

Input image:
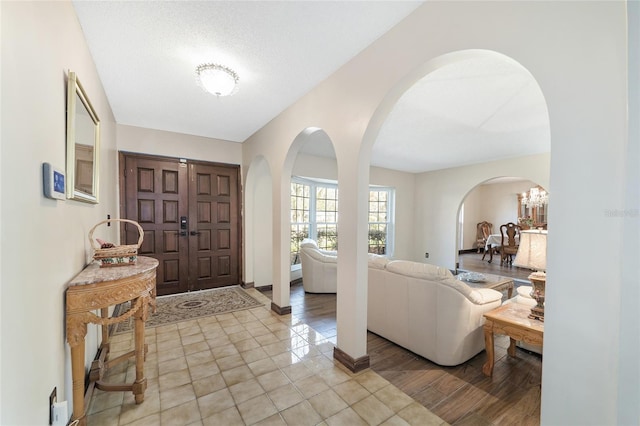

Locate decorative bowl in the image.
[458,272,487,283]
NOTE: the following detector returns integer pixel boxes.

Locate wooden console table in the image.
[66,256,158,426]
[482,302,543,376]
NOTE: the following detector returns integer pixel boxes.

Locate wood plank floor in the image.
[458,251,534,283]
[259,282,542,425]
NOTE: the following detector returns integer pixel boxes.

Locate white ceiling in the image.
[371,54,550,173]
[72,1,550,174]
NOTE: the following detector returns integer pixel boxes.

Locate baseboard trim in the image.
[270,302,292,315]
[458,248,481,254]
[256,284,273,292]
[333,346,370,373]
[248,279,302,293]
[241,281,254,289]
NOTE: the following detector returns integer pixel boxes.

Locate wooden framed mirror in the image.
[517,185,548,228]
[66,71,100,203]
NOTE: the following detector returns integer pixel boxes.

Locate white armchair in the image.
[299,239,338,293]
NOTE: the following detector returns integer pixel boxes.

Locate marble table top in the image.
[68,256,159,286]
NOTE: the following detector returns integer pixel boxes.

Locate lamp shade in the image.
[513,229,547,271]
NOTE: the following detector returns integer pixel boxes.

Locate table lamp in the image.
[513,229,547,321]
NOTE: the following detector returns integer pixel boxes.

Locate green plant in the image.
[317,228,338,250]
[518,216,534,227]
[368,228,386,254]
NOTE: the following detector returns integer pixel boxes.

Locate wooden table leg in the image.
[70,340,87,426]
[508,338,517,357]
[482,322,495,376]
[100,307,109,345]
[132,300,147,404]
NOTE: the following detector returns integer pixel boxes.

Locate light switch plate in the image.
[52,401,68,426]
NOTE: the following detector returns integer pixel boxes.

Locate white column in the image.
[334,149,370,364]
[270,168,291,311]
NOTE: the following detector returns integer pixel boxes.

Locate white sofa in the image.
[299,239,338,293]
[300,243,503,365]
[368,259,503,366]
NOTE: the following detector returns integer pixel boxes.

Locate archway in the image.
[265,127,338,312]
[349,48,551,368]
[456,176,549,280]
[362,49,550,271]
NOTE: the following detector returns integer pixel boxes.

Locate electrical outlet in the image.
[425,252,429,258]
[49,387,57,425]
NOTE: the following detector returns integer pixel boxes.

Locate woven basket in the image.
[89,219,144,267]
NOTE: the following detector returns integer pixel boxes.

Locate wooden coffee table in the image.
[459,272,514,299]
[482,303,544,376]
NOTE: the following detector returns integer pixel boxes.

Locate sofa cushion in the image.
[440,277,502,305]
[368,253,389,269]
[385,260,454,281]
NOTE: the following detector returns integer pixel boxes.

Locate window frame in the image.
[290,177,395,263]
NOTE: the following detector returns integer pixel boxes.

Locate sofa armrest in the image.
[472,288,503,305]
[319,249,338,256]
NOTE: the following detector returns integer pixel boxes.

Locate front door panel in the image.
[123,155,189,295]
[189,163,239,290]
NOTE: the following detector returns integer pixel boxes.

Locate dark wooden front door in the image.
[120,152,241,296]
[187,162,240,291]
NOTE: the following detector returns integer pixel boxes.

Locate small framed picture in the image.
[43,162,66,200]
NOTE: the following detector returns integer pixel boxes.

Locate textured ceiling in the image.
[72,1,422,142]
[73,1,550,174]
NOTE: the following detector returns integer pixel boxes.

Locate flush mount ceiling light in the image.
[195,63,239,97]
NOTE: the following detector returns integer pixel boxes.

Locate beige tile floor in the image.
[87,289,448,426]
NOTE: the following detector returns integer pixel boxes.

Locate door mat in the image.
[112,286,264,335]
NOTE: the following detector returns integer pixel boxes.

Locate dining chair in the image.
[476,221,493,254]
[499,222,521,265]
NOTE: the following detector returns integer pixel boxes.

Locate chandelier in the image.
[522,187,548,208]
[195,63,239,97]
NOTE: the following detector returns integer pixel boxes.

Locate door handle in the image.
[190,230,201,236]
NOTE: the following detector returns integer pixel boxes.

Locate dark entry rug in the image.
[112,286,264,335]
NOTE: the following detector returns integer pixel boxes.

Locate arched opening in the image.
[456,176,549,281]
[363,49,550,271]
[353,47,551,394]
[261,127,338,311]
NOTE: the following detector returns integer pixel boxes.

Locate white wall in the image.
[462,179,542,250]
[293,153,337,181]
[1,2,117,424]
[369,166,415,261]
[252,159,273,287]
[618,4,640,423]
[117,124,242,166]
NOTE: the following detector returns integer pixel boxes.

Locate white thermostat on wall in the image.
[43,162,66,200]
